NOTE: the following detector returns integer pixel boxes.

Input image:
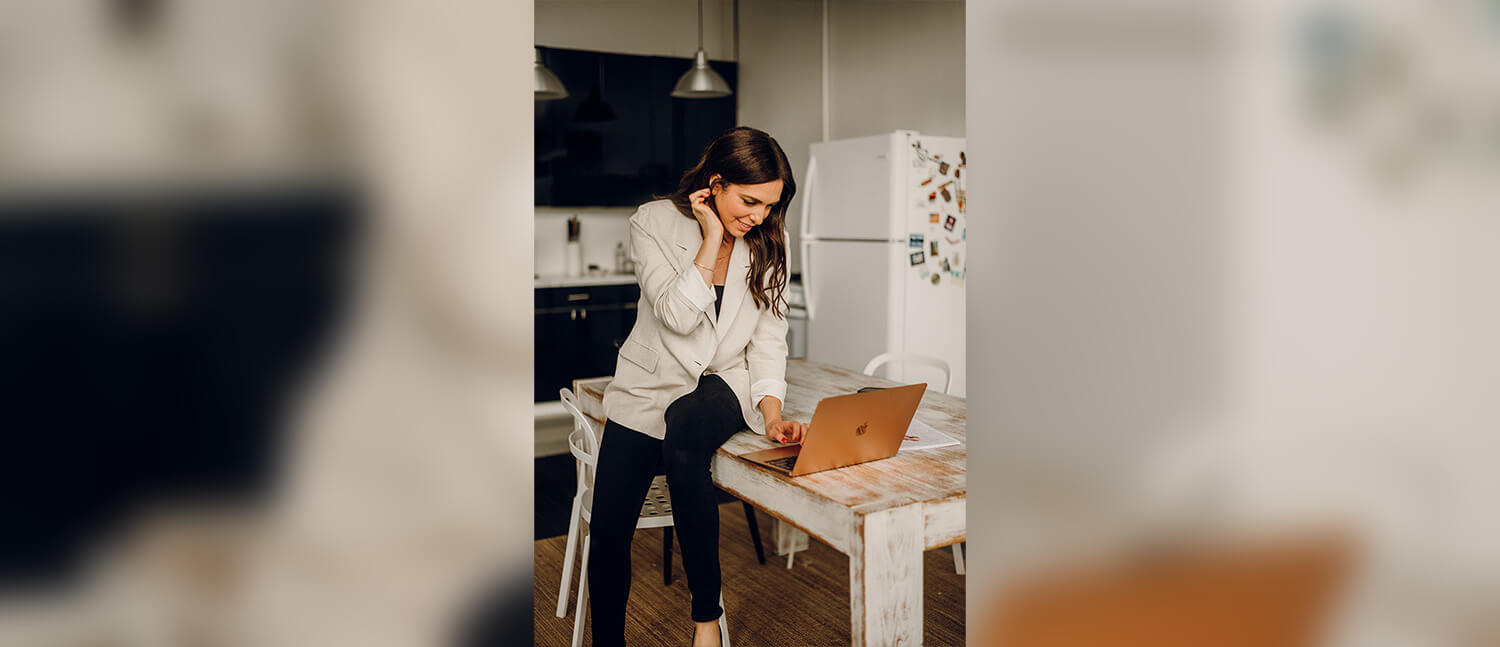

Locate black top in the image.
[714,284,725,317]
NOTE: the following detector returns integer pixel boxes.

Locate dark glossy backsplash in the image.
[535,47,737,207]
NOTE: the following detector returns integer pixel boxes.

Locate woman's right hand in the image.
[766,419,808,444]
[689,187,722,241]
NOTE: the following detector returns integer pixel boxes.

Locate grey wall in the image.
[828,0,965,140]
[535,0,735,60]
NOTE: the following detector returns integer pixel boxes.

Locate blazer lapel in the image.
[714,236,750,336]
[671,216,724,327]
[672,216,698,272]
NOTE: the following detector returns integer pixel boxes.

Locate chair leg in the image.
[571,534,591,647]
[786,551,795,569]
[742,501,765,565]
[718,592,730,647]
[556,496,584,617]
[952,542,966,575]
[662,526,674,586]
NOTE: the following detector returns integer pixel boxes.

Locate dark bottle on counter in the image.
[565,215,583,277]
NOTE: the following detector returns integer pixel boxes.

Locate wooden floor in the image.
[534,502,966,646]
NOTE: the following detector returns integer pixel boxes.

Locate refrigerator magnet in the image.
[931,273,941,285]
[909,250,925,266]
[909,233,924,247]
[930,241,939,256]
[941,258,952,272]
[944,215,957,231]
[912,141,933,163]
[929,212,940,223]
[960,151,966,165]
[928,191,937,202]
[939,161,950,175]
[921,176,933,186]
[955,168,961,179]
[940,187,952,202]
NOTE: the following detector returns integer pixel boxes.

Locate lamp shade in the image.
[671,50,732,99]
[534,48,568,100]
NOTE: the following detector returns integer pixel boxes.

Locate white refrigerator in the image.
[801,130,967,397]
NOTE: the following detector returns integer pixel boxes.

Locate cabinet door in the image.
[534,284,641,402]
[578,305,628,380]
[535,309,579,402]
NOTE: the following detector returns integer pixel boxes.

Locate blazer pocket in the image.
[618,338,660,374]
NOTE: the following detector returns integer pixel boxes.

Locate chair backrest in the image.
[863,352,953,395]
[559,388,601,491]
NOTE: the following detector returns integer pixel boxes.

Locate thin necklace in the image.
[717,234,734,261]
[713,235,732,284]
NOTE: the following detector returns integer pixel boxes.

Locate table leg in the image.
[849,506,923,646]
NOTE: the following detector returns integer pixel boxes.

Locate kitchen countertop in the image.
[534,273,639,288]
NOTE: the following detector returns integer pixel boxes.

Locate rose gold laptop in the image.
[738,383,927,477]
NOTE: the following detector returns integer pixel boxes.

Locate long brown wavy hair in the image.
[663,127,796,317]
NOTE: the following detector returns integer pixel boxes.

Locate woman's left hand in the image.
[766,419,808,444]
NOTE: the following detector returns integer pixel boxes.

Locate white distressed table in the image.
[574,358,967,646]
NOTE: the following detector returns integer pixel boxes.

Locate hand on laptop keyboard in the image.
[767,419,809,444]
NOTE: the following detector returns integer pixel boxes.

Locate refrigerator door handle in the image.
[801,240,814,320]
[801,154,817,241]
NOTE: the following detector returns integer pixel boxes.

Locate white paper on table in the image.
[898,417,958,452]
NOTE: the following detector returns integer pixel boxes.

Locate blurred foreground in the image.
[1,0,535,645]
[969,1,1500,645]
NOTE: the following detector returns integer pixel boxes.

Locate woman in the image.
[593,126,808,647]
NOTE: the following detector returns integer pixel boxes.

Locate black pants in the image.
[588,374,748,647]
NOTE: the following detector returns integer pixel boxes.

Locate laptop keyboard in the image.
[765,456,798,472]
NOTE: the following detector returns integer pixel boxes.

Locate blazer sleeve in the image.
[747,245,791,410]
[630,210,716,336]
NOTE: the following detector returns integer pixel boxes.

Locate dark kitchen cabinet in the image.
[535,284,640,402]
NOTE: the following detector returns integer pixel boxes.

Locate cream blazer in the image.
[602,199,790,440]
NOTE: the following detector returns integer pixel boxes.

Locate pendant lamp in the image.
[672,0,732,98]
[534,47,568,100]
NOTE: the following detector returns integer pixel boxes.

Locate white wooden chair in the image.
[555,388,731,647]
[862,353,964,575]
[862,352,953,395]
